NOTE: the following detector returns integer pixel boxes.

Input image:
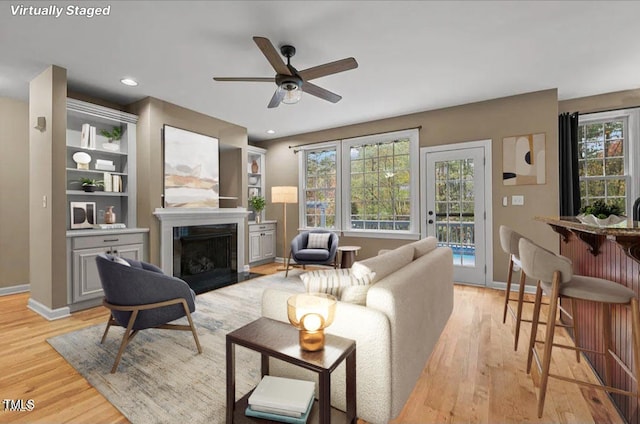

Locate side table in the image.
[226,317,357,423]
[337,246,361,269]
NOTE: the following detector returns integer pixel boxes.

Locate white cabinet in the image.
[247,146,266,223]
[68,231,146,309]
[249,222,276,265]
[65,99,148,311]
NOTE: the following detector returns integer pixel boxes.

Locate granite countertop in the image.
[536,216,640,237]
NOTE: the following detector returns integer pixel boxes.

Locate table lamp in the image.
[271,186,298,271]
[287,293,337,351]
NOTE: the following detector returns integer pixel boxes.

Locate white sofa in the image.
[261,237,454,423]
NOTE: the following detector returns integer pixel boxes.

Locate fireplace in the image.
[154,208,251,294]
[173,224,237,289]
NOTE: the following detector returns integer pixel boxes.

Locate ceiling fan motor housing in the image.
[276,74,303,91]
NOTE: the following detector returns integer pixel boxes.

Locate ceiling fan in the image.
[213,36,358,108]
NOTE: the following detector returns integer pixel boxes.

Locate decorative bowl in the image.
[248,176,259,185]
[576,213,627,228]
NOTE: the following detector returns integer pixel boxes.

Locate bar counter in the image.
[537,216,640,423]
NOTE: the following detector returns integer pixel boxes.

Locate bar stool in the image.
[499,225,529,350]
[519,238,640,418]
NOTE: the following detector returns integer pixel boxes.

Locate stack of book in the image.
[80,123,97,150]
[246,376,315,423]
[102,172,123,192]
[96,159,115,171]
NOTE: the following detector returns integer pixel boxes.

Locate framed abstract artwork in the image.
[502,133,546,185]
[163,125,219,208]
[70,202,96,229]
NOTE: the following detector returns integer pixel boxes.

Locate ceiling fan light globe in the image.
[278,82,302,105]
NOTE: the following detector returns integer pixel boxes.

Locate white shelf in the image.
[66,144,127,157]
[66,168,127,176]
[67,190,128,196]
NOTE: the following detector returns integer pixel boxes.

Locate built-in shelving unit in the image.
[65,98,137,229]
[247,145,266,223]
[65,98,148,311]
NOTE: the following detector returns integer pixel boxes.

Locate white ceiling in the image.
[1,1,640,142]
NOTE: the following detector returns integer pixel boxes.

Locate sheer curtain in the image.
[558,112,580,216]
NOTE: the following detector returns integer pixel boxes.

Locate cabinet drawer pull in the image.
[103,238,119,242]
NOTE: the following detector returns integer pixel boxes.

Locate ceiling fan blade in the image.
[267,88,284,108]
[213,77,275,82]
[302,82,342,103]
[253,36,292,76]
[298,58,358,81]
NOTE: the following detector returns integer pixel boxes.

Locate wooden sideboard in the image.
[538,216,640,424]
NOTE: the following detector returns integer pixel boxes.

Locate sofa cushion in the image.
[300,268,375,303]
[407,236,438,259]
[340,285,370,305]
[352,244,414,283]
[294,248,331,261]
[307,232,331,249]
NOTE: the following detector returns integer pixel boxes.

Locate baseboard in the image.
[0,284,30,296]
[27,298,71,321]
[488,280,537,295]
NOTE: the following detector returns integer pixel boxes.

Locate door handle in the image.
[428,210,433,216]
[428,219,433,224]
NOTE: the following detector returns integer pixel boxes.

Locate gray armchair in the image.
[286,230,339,277]
[95,254,202,373]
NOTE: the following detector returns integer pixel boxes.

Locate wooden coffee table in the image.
[226,317,357,423]
[337,246,361,269]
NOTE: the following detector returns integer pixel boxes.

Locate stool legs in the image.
[527,280,544,374]
[570,299,581,363]
[514,270,527,350]
[535,272,562,418]
[502,257,514,323]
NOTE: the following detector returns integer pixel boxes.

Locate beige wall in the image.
[28,65,68,309]
[0,98,29,289]
[559,88,640,114]
[127,97,248,266]
[261,89,559,284]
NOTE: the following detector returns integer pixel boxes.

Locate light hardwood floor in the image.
[0,265,624,423]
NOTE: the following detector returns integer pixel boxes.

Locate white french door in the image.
[422,141,491,285]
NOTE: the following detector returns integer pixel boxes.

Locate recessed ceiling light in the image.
[266,129,276,135]
[120,78,138,87]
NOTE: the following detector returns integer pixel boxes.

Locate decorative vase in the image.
[105,206,116,224]
[576,213,626,228]
[251,159,259,174]
[255,213,262,224]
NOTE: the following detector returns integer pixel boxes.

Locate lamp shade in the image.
[272,186,298,204]
[287,293,337,351]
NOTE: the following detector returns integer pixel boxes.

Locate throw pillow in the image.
[112,256,131,267]
[300,268,375,298]
[307,232,331,249]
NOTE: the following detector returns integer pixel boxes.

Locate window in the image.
[298,129,419,239]
[299,142,340,229]
[578,110,639,215]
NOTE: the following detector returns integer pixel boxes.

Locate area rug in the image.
[47,270,305,424]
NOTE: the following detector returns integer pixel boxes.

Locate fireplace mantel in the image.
[154,208,250,276]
